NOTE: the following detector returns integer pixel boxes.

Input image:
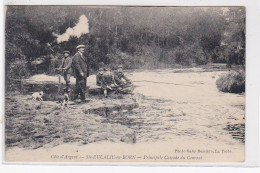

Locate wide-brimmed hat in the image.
[117,65,123,69]
[63,51,70,54]
[76,45,85,49]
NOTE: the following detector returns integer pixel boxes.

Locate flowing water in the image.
[108,68,245,147]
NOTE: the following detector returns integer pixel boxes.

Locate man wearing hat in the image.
[113,65,133,94]
[114,65,131,85]
[96,67,117,97]
[96,67,104,87]
[59,50,72,92]
[72,45,89,102]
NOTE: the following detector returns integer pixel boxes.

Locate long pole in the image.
[133,80,194,87]
[57,74,61,94]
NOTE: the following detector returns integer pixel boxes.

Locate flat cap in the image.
[63,51,70,54]
[76,45,85,49]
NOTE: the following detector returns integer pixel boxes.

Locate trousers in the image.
[63,73,71,91]
[74,77,87,100]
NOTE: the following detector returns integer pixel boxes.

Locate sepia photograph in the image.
[3,5,246,163]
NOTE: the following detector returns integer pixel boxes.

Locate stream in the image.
[108,68,245,147]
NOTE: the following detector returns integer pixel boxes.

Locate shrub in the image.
[173,44,208,66]
[216,69,245,93]
[6,59,31,92]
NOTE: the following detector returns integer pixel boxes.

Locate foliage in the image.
[5,6,245,77]
[6,59,31,92]
[216,69,245,93]
[220,7,245,67]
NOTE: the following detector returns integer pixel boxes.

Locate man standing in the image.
[59,51,72,92]
[72,45,89,102]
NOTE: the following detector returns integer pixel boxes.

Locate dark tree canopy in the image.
[5,6,245,75]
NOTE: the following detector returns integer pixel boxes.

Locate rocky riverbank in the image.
[5,92,138,149]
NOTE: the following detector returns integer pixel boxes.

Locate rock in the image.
[84,102,139,117]
[35,104,41,110]
[43,118,50,123]
[120,131,136,144]
[33,132,48,138]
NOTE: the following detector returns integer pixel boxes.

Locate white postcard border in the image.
[1,0,259,167]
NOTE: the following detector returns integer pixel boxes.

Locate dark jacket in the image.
[96,71,115,90]
[72,52,89,79]
[114,71,130,85]
[96,72,103,86]
[60,56,72,74]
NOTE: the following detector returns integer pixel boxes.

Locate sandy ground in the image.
[5,68,245,162]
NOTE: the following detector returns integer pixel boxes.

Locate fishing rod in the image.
[132,80,195,87]
[47,43,63,94]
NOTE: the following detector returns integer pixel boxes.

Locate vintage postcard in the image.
[3,4,248,164]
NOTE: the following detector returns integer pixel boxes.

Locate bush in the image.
[6,59,31,92]
[216,69,245,93]
[173,44,208,66]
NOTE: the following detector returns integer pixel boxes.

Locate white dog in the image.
[32,91,44,101]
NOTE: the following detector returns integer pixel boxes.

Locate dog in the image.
[56,93,70,109]
[32,91,44,101]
